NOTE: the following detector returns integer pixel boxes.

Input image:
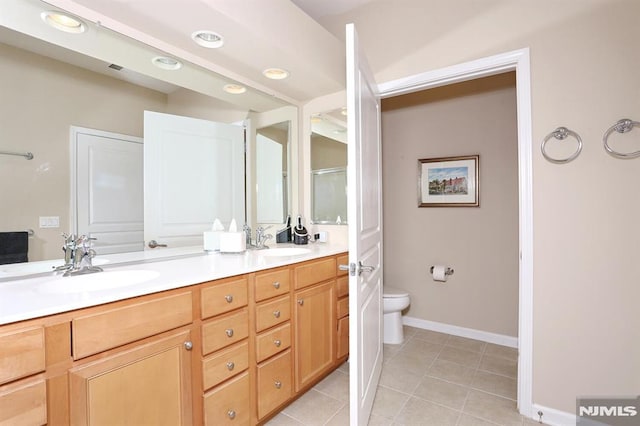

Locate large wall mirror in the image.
[0,0,297,270]
[310,109,347,225]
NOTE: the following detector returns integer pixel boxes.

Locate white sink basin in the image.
[258,247,311,257]
[35,270,160,294]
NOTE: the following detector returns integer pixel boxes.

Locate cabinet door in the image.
[69,330,193,426]
[294,281,335,391]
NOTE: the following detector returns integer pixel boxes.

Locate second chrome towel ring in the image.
[541,127,582,164]
[603,118,640,159]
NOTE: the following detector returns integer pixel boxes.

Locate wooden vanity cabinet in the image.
[336,253,350,360]
[293,258,337,392]
[0,326,47,425]
[200,276,251,425]
[253,266,293,421]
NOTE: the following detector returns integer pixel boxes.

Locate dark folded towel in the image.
[0,231,28,265]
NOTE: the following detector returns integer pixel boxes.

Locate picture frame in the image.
[418,155,479,207]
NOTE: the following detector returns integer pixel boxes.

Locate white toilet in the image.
[383,286,411,344]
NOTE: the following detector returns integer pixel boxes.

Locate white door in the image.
[144,111,245,249]
[74,127,144,254]
[346,23,384,425]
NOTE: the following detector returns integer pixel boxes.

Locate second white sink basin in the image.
[35,270,160,294]
[258,247,311,257]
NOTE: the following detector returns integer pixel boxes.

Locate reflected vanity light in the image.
[41,11,86,34]
[191,30,224,48]
[151,56,182,70]
[223,84,247,94]
[263,68,290,80]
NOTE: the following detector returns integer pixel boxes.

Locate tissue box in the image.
[219,232,246,253]
[203,231,222,251]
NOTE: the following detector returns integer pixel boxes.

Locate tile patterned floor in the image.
[266,326,545,426]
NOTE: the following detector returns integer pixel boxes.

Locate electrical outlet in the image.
[316,231,328,242]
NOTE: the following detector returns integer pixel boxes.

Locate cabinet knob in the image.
[274,381,282,389]
[274,339,282,347]
[227,410,236,419]
[273,281,280,289]
[226,361,235,371]
[297,299,304,306]
[225,294,234,303]
[225,329,234,338]
[184,341,193,351]
[273,310,281,318]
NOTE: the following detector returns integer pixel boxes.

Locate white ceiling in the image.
[37,0,351,104]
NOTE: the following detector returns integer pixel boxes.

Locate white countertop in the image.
[0,243,347,325]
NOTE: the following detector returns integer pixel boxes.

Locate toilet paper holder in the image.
[430,266,454,276]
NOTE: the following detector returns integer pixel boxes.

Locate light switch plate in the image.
[39,216,60,228]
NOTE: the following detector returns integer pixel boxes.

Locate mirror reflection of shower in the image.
[310,110,347,225]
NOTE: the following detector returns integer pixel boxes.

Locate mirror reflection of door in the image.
[144,111,245,249]
[310,111,347,224]
[256,122,289,224]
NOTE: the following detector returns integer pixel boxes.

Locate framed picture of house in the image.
[418,155,479,207]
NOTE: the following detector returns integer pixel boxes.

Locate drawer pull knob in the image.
[274,381,282,389]
[226,361,235,371]
[225,294,234,303]
[225,329,234,338]
[273,310,281,318]
[273,281,280,289]
[227,410,236,419]
[297,299,304,306]
[184,341,193,351]
[274,339,282,347]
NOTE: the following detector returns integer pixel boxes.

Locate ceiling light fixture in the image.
[191,30,224,48]
[41,11,86,34]
[151,56,182,70]
[262,68,290,80]
[223,84,247,94]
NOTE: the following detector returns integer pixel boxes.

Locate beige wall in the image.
[311,134,347,170]
[320,0,640,415]
[0,43,167,261]
[381,73,518,337]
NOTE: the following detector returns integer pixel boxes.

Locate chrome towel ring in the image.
[541,127,582,164]
[603,118,640,159]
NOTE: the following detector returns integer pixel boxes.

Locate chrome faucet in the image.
[54,233,103,276]
[254,226,273,250]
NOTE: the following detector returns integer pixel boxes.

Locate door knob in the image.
[148,240,168,248]
[357,261,375,276]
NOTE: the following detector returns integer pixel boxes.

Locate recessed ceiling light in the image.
[41,11,86,34]
[263,68,290,80]
[223,84,247,94]
[191,30,224,48]
[151,56,182,70]
[311,115,323,124]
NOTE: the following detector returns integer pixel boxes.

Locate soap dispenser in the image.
[293,215,309,245]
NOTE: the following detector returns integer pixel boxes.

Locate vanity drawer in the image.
[201,277,248,319]
[203,371,250,425]
[202,308,249,356]
[294,257,336,289]
[73,292,192,359]
[336,276,349,298]
[0,379,47,425]
[257,349,292,419]
[254,268,290,302]
[256,323,291,363]
[0,326,45,385]
[336,254,349,276]
[255,295,290,332]
[337,297,349,319]
[202,341,249,391]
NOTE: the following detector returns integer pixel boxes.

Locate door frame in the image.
[377,48,534,418]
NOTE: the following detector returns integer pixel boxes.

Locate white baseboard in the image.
[402,316,518,348]
[531,403,577,426]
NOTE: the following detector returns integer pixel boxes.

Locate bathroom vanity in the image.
[0,245,349,425]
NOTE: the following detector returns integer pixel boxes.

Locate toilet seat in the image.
[383,286,409,298]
